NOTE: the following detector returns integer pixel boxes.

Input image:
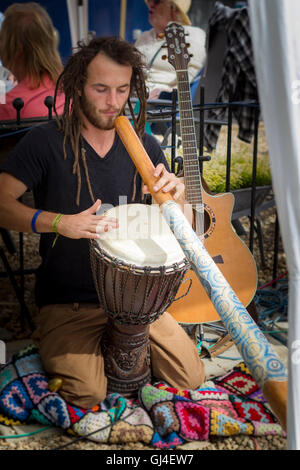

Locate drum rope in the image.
[119,267,129,315]
[141,267,155,318]
[112,264,118,316]
[129,270,142,319]
[89,240,190,324]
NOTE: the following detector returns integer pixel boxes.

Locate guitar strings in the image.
[174,59,205,238]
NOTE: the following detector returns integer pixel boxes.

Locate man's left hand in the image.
[142,163,185,201]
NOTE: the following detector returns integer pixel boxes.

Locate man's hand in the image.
[55,199,119,239]
[142,163,185,201]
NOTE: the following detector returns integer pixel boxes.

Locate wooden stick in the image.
[115,116,172,205]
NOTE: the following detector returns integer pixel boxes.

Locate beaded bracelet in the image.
[31,209,43,234]
[51,213,63,248]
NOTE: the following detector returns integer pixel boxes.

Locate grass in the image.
[163,122,272,193]
[202,146,271,193]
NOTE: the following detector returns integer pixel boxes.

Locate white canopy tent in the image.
[249,0,300,450]
[66,0,128,50]
[66,0,89,49]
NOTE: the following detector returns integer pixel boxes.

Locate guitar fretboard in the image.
[176,70,202,207]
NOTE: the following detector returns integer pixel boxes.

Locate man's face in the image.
[147,0,175,32]
[81,52,132,130]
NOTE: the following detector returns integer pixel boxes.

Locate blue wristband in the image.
[31,209,43,234]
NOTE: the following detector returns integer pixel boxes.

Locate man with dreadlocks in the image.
[0,36,205,408]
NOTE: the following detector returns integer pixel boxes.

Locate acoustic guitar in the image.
[164,23,258,324]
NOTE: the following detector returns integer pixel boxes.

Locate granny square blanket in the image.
[0,344,285,448]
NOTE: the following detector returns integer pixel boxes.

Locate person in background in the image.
[135,0,206,100]
[0,2,64,120]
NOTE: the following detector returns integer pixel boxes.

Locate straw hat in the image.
[170,0,191,25]
[145,0,192,26]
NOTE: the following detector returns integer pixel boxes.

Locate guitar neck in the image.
[176,70,202,206]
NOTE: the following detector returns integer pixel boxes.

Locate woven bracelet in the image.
[51,213,63,248]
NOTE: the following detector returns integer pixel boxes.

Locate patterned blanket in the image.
[0,344,285,448]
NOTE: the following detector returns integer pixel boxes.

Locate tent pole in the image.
[120,0,127,39]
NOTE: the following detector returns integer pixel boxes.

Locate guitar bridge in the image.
[212,255,224,264]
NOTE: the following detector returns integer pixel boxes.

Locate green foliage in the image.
[164,144,272,193]
[203,148,272,193]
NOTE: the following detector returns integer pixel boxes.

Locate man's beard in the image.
[80,92,123,130]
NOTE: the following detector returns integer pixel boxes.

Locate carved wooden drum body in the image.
[90,203,189,396]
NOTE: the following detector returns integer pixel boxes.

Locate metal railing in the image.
[143,89,281,279]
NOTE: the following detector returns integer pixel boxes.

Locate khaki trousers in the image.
[37,303,205,408]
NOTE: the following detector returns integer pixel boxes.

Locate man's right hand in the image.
[55,199,119,240]
[0,173,118,239]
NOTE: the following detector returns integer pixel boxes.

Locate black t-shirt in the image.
[0,120,169,306]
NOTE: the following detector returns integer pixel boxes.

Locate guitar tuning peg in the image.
[189,54,194,58]
[186,43,191,48]
[161,55,167,60]
[161,44,168,48]
[157,33,164,39]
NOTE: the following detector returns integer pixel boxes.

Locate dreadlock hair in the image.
[53,36,148,206]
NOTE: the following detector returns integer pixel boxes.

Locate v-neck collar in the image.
[80,132,120,161]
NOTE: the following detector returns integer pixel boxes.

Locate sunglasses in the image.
[146,0,174,7]
[146,0,164,4]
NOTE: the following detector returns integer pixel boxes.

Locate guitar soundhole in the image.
[203,204,216,239]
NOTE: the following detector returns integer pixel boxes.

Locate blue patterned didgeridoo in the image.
[114,116,287,430]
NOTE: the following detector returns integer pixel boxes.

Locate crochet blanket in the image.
[0,345,285,448]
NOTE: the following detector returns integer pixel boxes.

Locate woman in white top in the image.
[135,0,206,99]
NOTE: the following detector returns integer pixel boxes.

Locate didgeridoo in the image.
[114,116,288,430]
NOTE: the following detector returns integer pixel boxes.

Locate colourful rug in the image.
[0,344,285,448]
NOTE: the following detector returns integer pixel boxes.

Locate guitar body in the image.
[167,189,258,323]
[164,22,258,324]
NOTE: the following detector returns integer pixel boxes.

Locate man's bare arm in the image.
[0,172,118,238]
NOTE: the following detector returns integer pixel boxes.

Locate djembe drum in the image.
[89,203,189,397]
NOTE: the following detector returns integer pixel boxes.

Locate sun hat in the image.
[145,0,192,26]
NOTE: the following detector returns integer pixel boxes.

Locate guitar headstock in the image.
[164,22,190,71]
